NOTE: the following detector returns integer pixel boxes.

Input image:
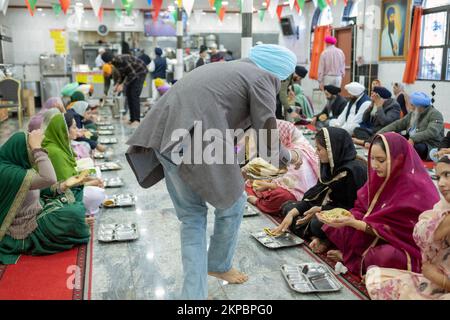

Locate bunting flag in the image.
[183,0,194,17]
[152,0,162,22]
[115,6,122,18]
[98,7,104,21]
[172,9,177,22]
[317,0,328,10]
[288,0,295,10]
[208,0,215,8]
[1,0,9,15]
[258,9,265,22]
[237,0,242,12]
[147,0,152,5]
[214,0,222,16]
[193,9,202,23]
[177,0,182,8]
[90,0,103,18]
[219,6,226,22]
[296,0,305,11]
[267,0,278,18]
[276,5,282,20]
[52,3,62,16]
[59,0,70,14]
[25,0,37,16]
[294,0,300,13]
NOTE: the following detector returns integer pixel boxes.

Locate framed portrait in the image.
[379,0,412,61]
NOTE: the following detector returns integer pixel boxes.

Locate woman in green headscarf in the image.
[0,130,90,264]
[291,84,314,119]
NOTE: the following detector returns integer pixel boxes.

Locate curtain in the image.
[309,25,331,80]
[402,6,423,84]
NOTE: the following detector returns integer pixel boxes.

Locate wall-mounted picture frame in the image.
[379,0,412,61]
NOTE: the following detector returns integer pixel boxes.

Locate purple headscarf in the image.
[28,97,63,132]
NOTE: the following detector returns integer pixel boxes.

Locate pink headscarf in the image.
[325,132,440,274]
[325,36,337,45]
[274,120,319,200]
[28,97,64,132]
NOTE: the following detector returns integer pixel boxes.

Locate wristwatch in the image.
[286,107,294,114]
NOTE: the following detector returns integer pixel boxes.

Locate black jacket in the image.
[361,98,401,132]
[315,95,348,120]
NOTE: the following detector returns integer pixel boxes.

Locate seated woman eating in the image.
[64,112,92,160]
[41,109,106,216]
[316,133,440,276]
[271,127,367,247]
[365,155,450,299]
[0,131,91,265]
[67,101,106,153]
[245,120,319,215]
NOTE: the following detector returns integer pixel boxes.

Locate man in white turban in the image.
[329,82,372,135]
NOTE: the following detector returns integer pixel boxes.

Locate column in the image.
[175,6,184,80]
[241,0,253,58]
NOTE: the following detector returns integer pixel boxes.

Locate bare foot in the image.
[129,121,140,128]
[327,250,343,262]
[247,196,258,205]
[208,268,249,284]
[309,237,329,254]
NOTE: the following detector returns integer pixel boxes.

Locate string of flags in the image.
[17,0,344,22]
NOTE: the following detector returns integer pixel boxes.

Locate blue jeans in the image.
[155,152,246,300]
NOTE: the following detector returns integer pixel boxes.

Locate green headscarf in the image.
[0,132,35,241]
[41,110,78,181]
[293,84,314,119]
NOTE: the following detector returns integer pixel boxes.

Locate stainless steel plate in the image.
[243,204,260,217]
[103,177,124,188]
[98,130,114,136]
[98,137,118,144]
[103,194,136,208]
[98,125,114,130]
[251,231,304,249]
[281,263,342,293]
[96,161,122,171]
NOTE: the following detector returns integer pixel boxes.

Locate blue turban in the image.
[387,7,395,18]
[248,44,297,81]
[155,47,163,56]
[410,92,431,107]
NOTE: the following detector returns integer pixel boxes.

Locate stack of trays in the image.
[98,223,139,242]
[103,194,136,208]
[251,230,304,249]
[281,263,342,293]
[98,130,114,136]
[97,161,122,171]
[243,204,260,217]
[104,177,124,188]
[98,137,118,144]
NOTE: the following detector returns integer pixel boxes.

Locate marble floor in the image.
[0,110,364,300]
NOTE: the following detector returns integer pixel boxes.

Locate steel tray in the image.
[281,263,342,293]
[104,177,124,188]
[98,137,118,144]
[103,194,136,208]
[243,204,260,217]
[98,125,115,130]
[251,231,304,249]
[93,150,113,160]
[97,161,122,171]
[98,223,139,242]
[98,130,114,136]
[97,121,112,126]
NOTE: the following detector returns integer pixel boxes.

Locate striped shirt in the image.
[318,45,346,84]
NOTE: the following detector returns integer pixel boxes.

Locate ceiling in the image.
[6,0,275,11]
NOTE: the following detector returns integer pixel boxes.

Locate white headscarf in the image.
[72,101,90,116]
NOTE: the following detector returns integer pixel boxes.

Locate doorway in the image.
[334,26,354,97]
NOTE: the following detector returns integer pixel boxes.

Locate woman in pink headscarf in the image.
[28,97,65,132]
[316,132,440,276]
[246,120,319,215]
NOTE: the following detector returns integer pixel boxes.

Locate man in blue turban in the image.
[381,6,401,56]
[378,92,444,159]
[126,44,301,299]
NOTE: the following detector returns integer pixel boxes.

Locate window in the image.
[418,2,450,81]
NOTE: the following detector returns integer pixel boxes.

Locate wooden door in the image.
[334,27,353,97]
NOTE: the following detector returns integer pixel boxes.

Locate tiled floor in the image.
[0,110,363,300]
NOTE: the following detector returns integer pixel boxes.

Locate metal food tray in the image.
[244,204,260,217]
[103,194,136,208]
[104,177,124,188]
[98,223,139,242]
[281,263,342,293]
[98,125,114,130]
[98,130,114,136]
[97,121,112,126]
[98,137,118,144]
[98,162,122,171]
[93,150,113,160]
[251,231,304,249]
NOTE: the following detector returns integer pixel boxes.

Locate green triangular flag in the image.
[52,3,62,16]
[115,7,122,18]
[214,0,222,16]
[258,9,265,22]
[318,0,327,10]
[237,0,242,12]
[297,0,305,10]
[28,0,38,11]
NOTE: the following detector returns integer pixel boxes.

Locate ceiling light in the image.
[37,8,43,11]
[262,2,268,7]
[222,1,229,4]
